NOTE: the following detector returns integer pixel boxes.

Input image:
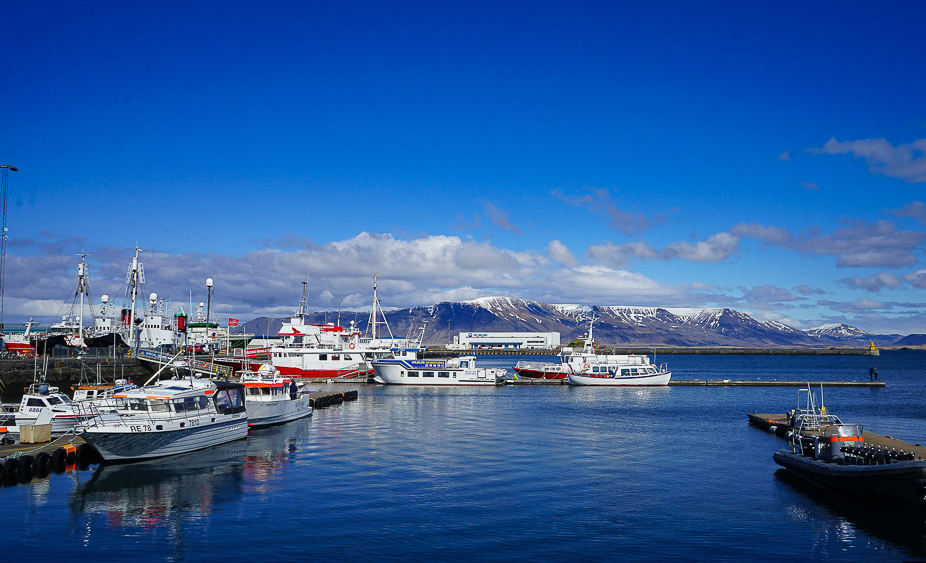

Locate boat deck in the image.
[748,412,926,459]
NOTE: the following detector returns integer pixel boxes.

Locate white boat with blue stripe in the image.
[372,356,506,386]
[76,378,248,462]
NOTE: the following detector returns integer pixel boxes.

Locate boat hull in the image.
[373,359,502,386]
[274,365,369,378]
[567,371,672,386]
[81,415,248,462]
[246,396,313,428]
[774,449,926,508]
[512,366,567,380]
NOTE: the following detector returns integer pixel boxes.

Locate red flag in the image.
[228,318,239,327]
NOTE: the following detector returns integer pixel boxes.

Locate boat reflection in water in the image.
[775,469,926,558]
[70,421,309,546]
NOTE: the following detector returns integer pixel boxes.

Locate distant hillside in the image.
[894,334,926,346]
[234,297,903,348]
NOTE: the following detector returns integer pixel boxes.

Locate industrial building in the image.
[448,331,560,350]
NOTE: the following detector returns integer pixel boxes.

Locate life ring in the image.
[349,343,355,350]
[583,364,590,370]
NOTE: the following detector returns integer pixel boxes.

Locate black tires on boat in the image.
[3,457,19,483]
[34,452,51,477]
[50,448,67,470]
[17,455,34,481]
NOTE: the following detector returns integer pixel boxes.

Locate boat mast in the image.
[297,273,308,325]
[76,253,89,346]
[370,272,378,340]
[126,246,143,353]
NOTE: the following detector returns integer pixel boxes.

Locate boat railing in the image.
[75,397,218,428]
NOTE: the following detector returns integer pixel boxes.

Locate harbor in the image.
[0,347,923,562]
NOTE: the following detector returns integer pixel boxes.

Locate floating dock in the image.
[748,412,926,458]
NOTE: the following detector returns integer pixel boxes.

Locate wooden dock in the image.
[748,412,926,459]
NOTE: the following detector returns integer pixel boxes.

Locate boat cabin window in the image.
[149,399,169,412]
[46,395,68,405]
[408,371,419,377]
[26,398,45,407]
[438,372,450,378]
[213,387,246,414]
[422,372,434,377]
[319,354,327,361]
[620,369,630,376]
[125,399,147,411]
[332,355,340,361]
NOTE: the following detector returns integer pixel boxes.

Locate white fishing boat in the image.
[240,364,312,427]
[14,382,95,435]
[77,378,248,462]
[514,317,671,386]
[372,355,506,386]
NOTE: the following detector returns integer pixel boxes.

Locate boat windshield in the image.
[825,424,863,438]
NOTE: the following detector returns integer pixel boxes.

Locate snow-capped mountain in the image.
[239,297,902,348]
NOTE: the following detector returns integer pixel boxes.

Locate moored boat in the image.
[566,364,671,386]
[14,382,95,436]
[268,274,422,378]
[515,318,670,385]
[372,355,506,385]
[773,386,926,509]
[240,364,313,427]
[77,378,248,462]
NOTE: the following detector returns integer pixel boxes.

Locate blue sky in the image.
[2,1,926,335]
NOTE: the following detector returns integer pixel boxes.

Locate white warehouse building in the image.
[449,331,561,350]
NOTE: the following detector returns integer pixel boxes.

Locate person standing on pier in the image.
[869,367,878,381]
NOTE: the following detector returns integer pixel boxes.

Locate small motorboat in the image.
[773,387,926,510]
[240,364,313,428]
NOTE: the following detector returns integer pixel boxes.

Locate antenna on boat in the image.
[297,268,309,324]
[366,271,395,341]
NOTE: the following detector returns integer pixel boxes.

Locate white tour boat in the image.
[514,318,671,385]
[240,364,313,427]
[372,355,507,386]
[566,363,671,386]
[77,378,248,462]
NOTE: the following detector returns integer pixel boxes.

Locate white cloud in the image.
[663,232,740,263]
[547,240,578,267]
[813,137,926,183]
[841,272,903,292]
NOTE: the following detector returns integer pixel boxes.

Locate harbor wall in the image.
[0,358,151,401]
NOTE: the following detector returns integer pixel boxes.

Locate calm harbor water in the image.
[4,351,926,561]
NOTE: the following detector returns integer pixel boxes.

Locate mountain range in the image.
[237,297,906,348]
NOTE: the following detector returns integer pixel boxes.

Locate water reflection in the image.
[775,469,926,558]
[69,421,309,540]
